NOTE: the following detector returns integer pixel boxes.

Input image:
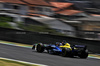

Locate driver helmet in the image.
[56,42,60,46]
[62,40,67,45]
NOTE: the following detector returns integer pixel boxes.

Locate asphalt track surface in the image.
[0,44,100,66]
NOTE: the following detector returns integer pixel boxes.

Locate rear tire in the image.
[79,51,88,59]
[62,48,67,57]
[36,44,44,53]
[62,48,72,57]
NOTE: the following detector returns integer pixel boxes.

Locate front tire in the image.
[36,44,44,53]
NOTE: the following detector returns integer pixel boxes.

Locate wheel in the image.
[62,48,72,57]
[36,44,44,53]
[79,52,88,58]
[79,50,88,58]
[62,48,67,57]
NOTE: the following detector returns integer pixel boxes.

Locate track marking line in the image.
[88,54,100,59]
[0,57,48,66]
[0,40,32,48]
[0,42,32,48]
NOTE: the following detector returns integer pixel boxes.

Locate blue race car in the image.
[32,42,88,58]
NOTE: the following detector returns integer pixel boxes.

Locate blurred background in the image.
[0,0,100,40]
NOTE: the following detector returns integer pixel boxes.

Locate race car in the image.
[32,42,88,58]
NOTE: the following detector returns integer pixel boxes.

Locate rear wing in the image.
[74,45,87,49]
